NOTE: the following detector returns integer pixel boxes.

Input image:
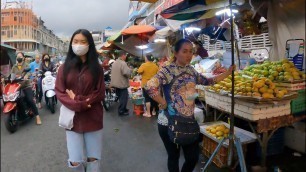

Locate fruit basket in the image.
[200,121,256,168]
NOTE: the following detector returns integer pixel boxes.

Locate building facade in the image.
[1,1,68,56]
[127,0,183,26]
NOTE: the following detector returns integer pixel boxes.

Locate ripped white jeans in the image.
[66,129,103,165]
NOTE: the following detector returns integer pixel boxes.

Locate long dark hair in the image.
[41,53,50,64]
[63,29,101,86]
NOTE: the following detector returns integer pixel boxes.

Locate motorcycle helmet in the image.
[44,71,52,77]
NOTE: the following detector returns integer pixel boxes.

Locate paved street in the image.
[2,101,306,172]
[1,102,204,172]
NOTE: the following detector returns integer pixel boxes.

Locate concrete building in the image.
[1,1,68,56]
[127,0,181,26]
[102,26,119,43]
[91,30,103,45]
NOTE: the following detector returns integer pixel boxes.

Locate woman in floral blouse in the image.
[145,39,234,172]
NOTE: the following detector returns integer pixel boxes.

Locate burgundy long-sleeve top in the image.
[55,64,105,133]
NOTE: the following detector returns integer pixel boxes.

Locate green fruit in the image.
[276,66,283,72]
[272,71,279,77]
[254,69,261,74]
[268,76,275,81]
[269,69,274,74]
[244,67,251,71]
[284,75,293,82]
[262,70,269,76]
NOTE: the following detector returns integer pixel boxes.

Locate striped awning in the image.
[160,0,244,20]
[130,0,158,3]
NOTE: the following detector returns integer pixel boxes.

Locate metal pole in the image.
[227,0,235,167]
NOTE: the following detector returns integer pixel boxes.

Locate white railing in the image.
[203,33,273,52]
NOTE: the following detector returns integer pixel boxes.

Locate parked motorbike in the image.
[1,68,35,133]
[102,69,118,111]
[42,71,57,114]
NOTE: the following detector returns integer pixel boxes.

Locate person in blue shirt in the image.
[30,55,41,74]
[29,55,41,108]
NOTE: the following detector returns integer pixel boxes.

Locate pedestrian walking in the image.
[138,54,159,117]
[55,29,105,172]
[146,39,235,172]
[110,50,132,116]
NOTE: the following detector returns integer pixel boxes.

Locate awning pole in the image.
[228,0,235,167]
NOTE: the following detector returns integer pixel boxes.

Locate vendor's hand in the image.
[227,65,236,74]
[66,89,76,100]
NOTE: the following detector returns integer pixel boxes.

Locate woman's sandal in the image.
[143,113,152,118]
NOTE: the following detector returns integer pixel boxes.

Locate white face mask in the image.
[72,44,89,56]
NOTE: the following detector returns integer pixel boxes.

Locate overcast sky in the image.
[32,0,130,38]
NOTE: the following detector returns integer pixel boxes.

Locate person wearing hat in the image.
[110,50,132,116]
[138,54,159,117]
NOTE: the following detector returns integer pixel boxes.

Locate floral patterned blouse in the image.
[146,62,213,120]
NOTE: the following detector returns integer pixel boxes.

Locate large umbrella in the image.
[120,25,157,58]
[113,35,169,58]
[121,25,156,35]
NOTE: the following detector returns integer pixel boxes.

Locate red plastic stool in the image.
[133,104,144,116]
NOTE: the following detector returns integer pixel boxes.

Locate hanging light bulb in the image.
[136,45,148,50]
[215,9,238,16]
[154,38,166,43]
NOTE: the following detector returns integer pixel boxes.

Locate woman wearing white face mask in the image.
[55,29,105,172]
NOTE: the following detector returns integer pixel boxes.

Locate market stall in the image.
[158,0,305,170]
[1,44,16,76]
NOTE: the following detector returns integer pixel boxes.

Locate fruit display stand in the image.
[200,121,257,168]
[276,80,306,91]
[128,80,145,116]
[203,89,306,167]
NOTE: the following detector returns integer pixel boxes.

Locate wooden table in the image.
[203,101,306,167]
